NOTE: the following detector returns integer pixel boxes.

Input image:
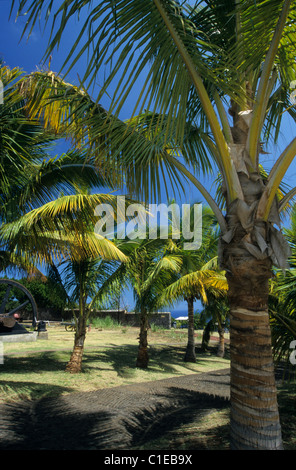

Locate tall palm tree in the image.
[12,0,296,449]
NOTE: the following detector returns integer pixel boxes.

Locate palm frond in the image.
[20,70,219,202]
[0,191,131,264]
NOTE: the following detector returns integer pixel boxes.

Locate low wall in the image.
[72,309,172,329]
[117,311,171,329]
[23,308,172,329]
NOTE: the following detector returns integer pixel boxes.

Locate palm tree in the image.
[268,205,296,376]
[0,65,129,360]
[200,291,229,358]
[94,235,172,368]
[157,205,227,362]
[0,65,122,266]
[162,254,228,362]
[12,0,296,449]
[47,239,127,373]
[1,188,129,372]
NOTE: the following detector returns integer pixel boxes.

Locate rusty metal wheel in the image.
[0,279,38,332]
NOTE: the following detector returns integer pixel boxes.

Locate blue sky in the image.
[1,1,296,314]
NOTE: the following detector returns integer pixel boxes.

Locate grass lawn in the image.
[0,322,229,403]
[0,320,295,450]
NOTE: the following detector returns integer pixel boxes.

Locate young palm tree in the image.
[12,0,296,449]
[200,291,229,358]
[47,247,127,373]
[3,188,129,371]
[94,235,172,368]
[0,64,129,360]
[156,205,227,362]
[0,65,121,265]
[161,252,228,362]
[1,185,129,372]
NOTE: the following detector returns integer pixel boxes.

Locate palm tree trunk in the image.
[226,256,283,450]
[184,296,196,362]
[217,318,225,358]
[66,341,84,373]
[66,294,87,373]
[66,316,87,373]
[220,127,284,448]
[201,320,212,351]
[136,307,149,368]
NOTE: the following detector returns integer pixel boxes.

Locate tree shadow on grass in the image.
[130,388,230,450]
[82,343,208,378]
[0,376,230,450]
[82,344,176,375]
[0,397,117,450]
[81,343,229,381]
[1,343,228,389]
[1,351,70,374]
[0,379,73,403]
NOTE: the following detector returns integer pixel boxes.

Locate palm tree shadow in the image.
[0,379,72,403]
[130,388,230,449]
[0,397,118,450]
[0,381,230,450]
[1,351,70,374]
[83,344,200,377]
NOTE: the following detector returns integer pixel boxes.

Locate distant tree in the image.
[6,275,68,314]
[94,234,173,368]
[157,206,228,362]
[200,292,230,357]
[268,205,296,374]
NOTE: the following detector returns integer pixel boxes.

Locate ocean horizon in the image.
[170,309,189,319]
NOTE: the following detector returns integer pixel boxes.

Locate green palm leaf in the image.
[20,70,217,201]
